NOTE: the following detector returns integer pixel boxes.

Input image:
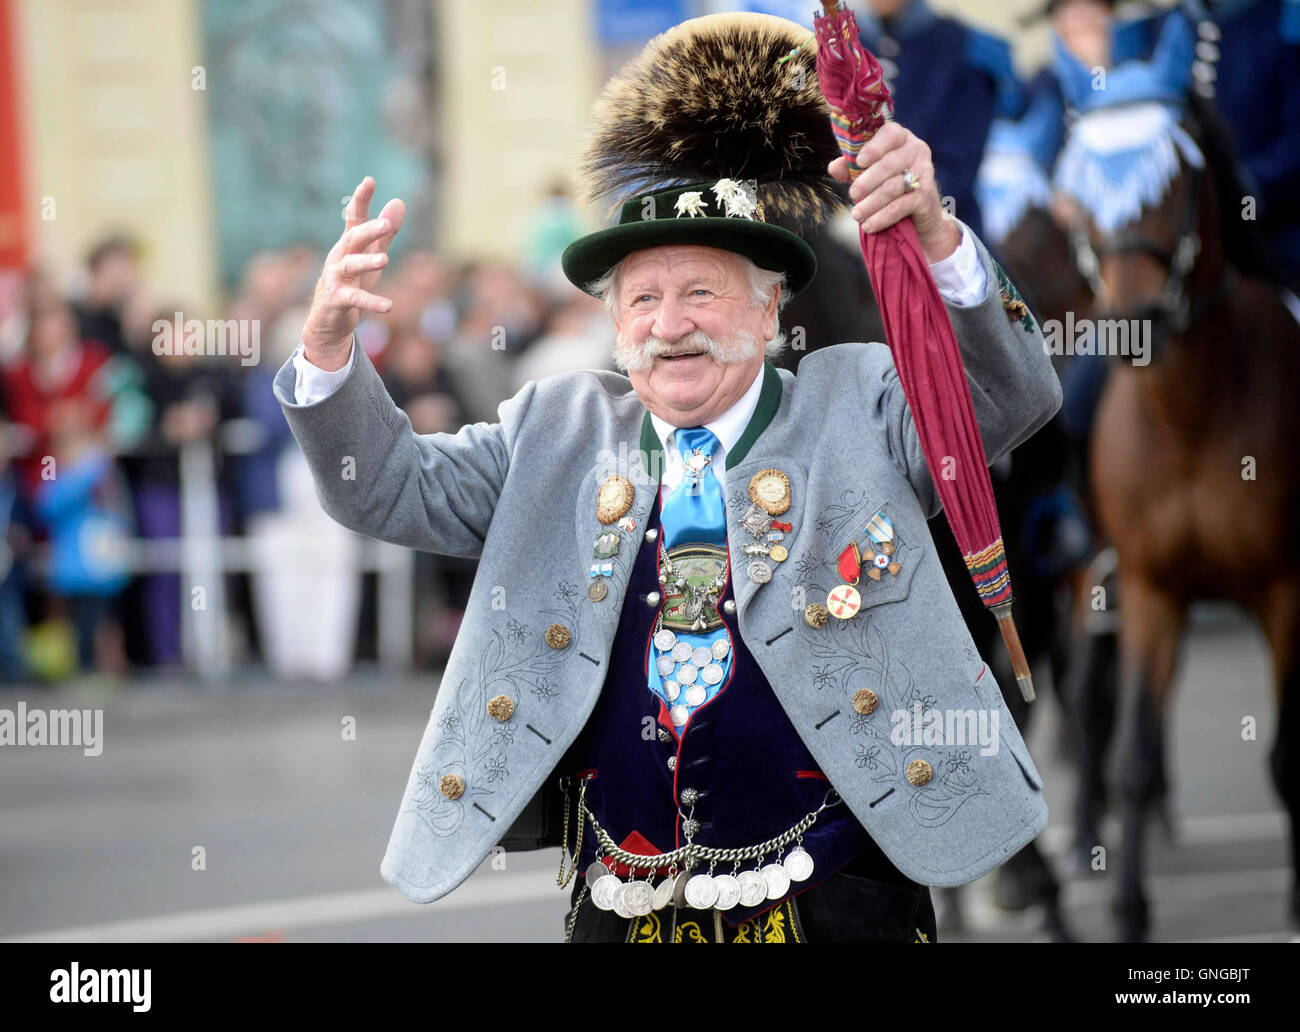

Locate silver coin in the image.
[783,846,815,882]
[670,704,689,727]
[737,870,768,907]
[653,629,677,652]
[656,655,676,677]
[747,560,772,584]
[672,870,693,908]
[701,662,724,685]
[671,642,694,662]
[713,874,742,911]
[652,878,675,911]
[677,663,698,684]
[690,646,712,667]
[624,881,654,917]
[684,873,719,910]
[663,680,680,702]
[612,886,634,919]
[710,638,730,660]
[684,683,706,706]
[591,874,622,911]
[585,860,610,887]
[761,862,791,899]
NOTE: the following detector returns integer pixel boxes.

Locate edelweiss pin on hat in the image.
[561,12,847,299]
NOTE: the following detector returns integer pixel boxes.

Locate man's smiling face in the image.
[613,244,779,427]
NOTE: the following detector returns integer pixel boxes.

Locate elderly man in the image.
[276,13,1060,943]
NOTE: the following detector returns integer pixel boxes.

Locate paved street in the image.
[1,609,1292,943]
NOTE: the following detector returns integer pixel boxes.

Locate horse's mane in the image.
[1185,91,1288,287]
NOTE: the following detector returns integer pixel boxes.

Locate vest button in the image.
[680,787,700,806]
[723,599,737,615]
[667,756,677,771]
[646,591,662,607]
[852,688,878,715]
[682,818,701,837]
[645,528,659,542]
[486,695,515,721]
[439,773,466,799]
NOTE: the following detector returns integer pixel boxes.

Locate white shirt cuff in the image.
[292,338,355,405]
[927,223,988,307]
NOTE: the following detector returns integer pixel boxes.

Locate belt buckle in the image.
[660,543,728,633]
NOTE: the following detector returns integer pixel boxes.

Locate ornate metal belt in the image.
[557,774,840,939]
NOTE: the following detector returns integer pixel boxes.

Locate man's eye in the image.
[692,289,712,297]
[634,294,653,303]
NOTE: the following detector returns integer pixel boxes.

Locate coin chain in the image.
[585,790,838,869]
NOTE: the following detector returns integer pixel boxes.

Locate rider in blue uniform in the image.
[856,0,1023,243]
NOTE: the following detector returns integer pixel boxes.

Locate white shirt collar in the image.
[647,364,766,464]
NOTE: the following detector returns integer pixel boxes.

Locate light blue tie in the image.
[648,426,733,731]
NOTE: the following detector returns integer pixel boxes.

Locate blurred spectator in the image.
[2,298,151,496]
[131,311,243,668]
[0,416,34,683]
[243,308,359,682]
[511,291,615,390]
[447,263,547,422]
[525,179,584,295]
[379,324,476,667]
[857,0,1024,241]
[73,235,146,355]
[32,399,134,674]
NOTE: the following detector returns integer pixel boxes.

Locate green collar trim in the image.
[637,361,783,483]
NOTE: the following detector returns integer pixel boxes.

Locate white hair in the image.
[587,252,791,360]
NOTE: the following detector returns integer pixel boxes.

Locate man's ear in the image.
[764,285,781,341]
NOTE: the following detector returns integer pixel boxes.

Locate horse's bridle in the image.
[1067,162,1224,345]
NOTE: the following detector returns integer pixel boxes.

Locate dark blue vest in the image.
[564,488,893,926]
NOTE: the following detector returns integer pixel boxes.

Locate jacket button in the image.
[804,602,829,628]
[439,773,466,799]
[852,688,878,715]
[680,787,700,806]
[486,695,514,721]
[545,624,572,649]
[906,759,933,786]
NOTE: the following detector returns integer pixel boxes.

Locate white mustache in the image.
[613,329,758,373]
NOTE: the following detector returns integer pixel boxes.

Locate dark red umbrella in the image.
[813,0,1034,701]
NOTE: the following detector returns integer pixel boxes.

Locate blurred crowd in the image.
[0,217,614,684]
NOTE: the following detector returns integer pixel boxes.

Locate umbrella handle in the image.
[991,602,1035,702]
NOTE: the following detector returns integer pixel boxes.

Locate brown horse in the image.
[1058,94,1300,940]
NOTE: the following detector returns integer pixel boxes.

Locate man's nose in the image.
[652,295,694,342]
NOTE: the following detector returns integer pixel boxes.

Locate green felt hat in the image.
[562,178,818,299]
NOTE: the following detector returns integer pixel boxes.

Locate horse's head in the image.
[1055,100,1217,347]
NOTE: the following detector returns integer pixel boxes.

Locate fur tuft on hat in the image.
[576,13,844,228]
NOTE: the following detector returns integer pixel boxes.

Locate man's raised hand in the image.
[301,176,407,370]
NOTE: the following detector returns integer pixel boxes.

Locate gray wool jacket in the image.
[274,224,1062,904]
